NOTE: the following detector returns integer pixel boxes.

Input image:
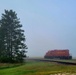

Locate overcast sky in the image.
[0,0,76,57]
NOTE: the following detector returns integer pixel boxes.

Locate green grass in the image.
[0,61,76,75]
[0,63,23,69]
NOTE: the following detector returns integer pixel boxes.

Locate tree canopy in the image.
[0,9,27,63]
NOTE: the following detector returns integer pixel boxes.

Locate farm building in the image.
[44,49,72,59]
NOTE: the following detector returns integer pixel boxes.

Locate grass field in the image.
[0,61,76,75]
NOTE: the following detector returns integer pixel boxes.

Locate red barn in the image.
[44,49,72,59]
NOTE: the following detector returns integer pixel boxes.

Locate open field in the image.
[0,61,76,75]
[26,58,76,65]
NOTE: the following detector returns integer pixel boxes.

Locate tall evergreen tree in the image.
[0,10,27,63]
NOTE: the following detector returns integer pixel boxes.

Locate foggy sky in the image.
[0,0,76,57]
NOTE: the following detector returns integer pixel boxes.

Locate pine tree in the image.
[0,10,27,63]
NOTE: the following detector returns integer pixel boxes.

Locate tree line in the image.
[0,10,27,63]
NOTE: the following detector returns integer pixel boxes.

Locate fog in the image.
[0,0,76,58]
